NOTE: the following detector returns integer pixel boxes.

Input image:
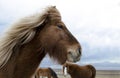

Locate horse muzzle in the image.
[67,46,81,62]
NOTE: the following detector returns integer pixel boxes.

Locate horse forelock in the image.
[0,6,60,68]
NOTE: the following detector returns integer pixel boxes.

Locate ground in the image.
[54,69,120,78]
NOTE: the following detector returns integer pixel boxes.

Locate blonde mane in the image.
[0,6,59,68]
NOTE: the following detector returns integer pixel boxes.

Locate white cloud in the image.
[1,0,120,28]
[77,29,120,48]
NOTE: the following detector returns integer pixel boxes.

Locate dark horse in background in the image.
[33,67,58,78]
[0,6,81,78]
[63,63,96,78]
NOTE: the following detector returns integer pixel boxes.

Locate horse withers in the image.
[0,6,81,78]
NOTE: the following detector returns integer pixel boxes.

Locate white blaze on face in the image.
[64,67,67,75]
[40,76,42,78]
[43,76,48,78]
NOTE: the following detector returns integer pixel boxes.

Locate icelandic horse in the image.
[0,6,81,78]
[34,67,58,78]
[63,63,96,78]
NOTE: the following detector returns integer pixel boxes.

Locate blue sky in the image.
[0,0,120,70]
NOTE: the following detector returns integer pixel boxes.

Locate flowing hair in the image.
[0,6,58,68]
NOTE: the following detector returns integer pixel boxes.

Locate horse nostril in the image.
[78,48,81,56]
[68,51,72,55]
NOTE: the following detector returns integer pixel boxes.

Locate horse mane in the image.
[0,6,59,68]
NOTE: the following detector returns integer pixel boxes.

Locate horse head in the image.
[35,6,82,64]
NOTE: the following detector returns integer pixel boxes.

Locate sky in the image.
[0,0,120,70]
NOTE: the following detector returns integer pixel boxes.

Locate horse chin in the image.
[53,51,80,65]
[67,58,79,63]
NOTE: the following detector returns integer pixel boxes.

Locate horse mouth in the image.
[67,52,81,63]
[66,47,81,63]
[67,56,80,63]
[65,45,81,63]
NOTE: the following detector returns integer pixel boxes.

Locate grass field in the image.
[54,69,120,78]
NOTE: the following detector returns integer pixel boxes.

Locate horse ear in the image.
[53,6,56,8]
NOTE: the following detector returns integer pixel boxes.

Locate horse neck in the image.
[1,36,46,78]
[67,65,79,77]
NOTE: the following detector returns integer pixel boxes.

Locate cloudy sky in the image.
[0,0,120,70]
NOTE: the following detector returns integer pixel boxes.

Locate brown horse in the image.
[0,6,81,78]
[63,63,96,78]
[33,67,58,78]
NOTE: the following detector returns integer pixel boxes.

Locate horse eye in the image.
[57,25,63,29]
